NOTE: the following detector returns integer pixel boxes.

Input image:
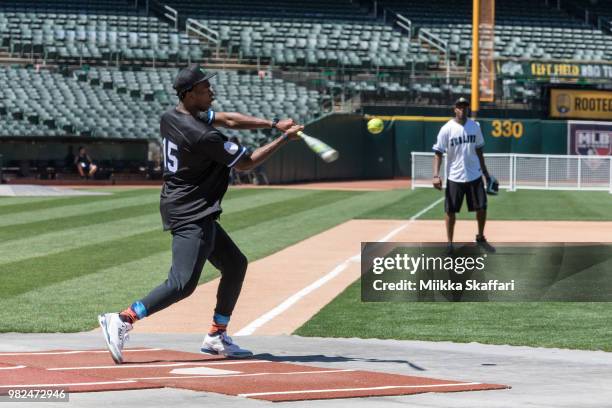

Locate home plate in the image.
[170,367,240,376]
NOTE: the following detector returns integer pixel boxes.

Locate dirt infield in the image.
[237,179,411,191]
[30,179,411,192]
[131,219,612,336]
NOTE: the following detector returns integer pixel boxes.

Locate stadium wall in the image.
[266,114,571,183]
[265,113,395,183]
[0,139,148,167]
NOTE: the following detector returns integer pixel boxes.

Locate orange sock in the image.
[119,307,138,324]
[208,322,227,334]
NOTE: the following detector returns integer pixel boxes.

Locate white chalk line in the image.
[0,348,160,356]
[235,197,444,336]
[0,380,138,388]
[48,360,274,371]
[239,382,482,397]
[123,369,354,381]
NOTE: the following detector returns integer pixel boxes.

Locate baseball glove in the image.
[486,175,499,195]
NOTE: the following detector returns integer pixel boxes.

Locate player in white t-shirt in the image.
[432,97,495,253]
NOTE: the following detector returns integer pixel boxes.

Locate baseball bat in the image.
[297,131,339,163]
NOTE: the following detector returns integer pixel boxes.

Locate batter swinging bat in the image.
[297,131,339,163]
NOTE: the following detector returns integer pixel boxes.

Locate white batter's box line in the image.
[123,369,355,381]
[48,360,274,370]
[0,348,161,356]
[0,380,138,388]
[239,382,483,397]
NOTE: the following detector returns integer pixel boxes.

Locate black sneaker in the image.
[475,235,496,253]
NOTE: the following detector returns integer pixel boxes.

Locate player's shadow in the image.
[252,353,426,371]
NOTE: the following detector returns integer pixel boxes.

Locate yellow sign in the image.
[491,120,523,138]
[550,89,612,120]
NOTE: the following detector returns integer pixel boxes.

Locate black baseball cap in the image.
[173,64,217,96]
[455,97,470,106]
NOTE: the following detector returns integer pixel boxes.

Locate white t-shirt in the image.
[432,118,485,183]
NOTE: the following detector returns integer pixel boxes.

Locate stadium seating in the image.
[158,0,436,69]
[0,66,324,148]
[0,0,144,15]
[199,18,437,69]
[80,67,324,146]
[162,0,372,21]
[380,0,612,61]
[564,0,612,29]
[0,5,205,64]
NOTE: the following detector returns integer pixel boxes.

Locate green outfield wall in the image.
[266,114,571,183]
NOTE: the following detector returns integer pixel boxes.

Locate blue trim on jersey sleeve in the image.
[207,110,215,125]
[432,147,444,154]
[228,146,247,168]
[475,143,485,148]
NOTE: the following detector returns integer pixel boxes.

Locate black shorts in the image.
[445,177,487,213]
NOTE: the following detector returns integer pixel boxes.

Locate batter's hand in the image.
[284,125,304,141]
[275,118,296,132]
[432,175,442,190]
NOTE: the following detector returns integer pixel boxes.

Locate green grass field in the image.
[1,186,611,351]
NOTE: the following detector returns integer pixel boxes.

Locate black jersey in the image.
[159,108,248,231]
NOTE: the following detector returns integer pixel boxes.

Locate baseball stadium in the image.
[1,0,611,407]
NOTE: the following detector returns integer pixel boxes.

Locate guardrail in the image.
[598,16,612,33]
[418,28,448,57]
[147,0,178,30]
[186,19,220,56]
[394,12,412,41]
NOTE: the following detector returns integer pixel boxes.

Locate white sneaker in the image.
[201,332,253,359]
[98,313,132,364]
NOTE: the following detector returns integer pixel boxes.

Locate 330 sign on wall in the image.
[491,120,524,139]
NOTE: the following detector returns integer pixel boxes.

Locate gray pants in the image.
[139,216,248,318]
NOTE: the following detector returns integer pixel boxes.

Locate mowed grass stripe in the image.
[0,186,264,218]
[220,190,363,231]
[0,250,172,332]
[0,196,66,207]
[0,194,160,229]
[359,189,612,221]
[0,188,318,264]
[0,229,171,300]
[0,188,309,240]
[0,188,152,215]
[0,212,161,265]
[0,190,360,297]
[0,202,159,242]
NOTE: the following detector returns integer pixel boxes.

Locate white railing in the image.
[394,13,412,41]
[147,0,178,29]
[418,28,448,54]
[186,18,220,56]
[411,152,612,193]
[186,18,219,44]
